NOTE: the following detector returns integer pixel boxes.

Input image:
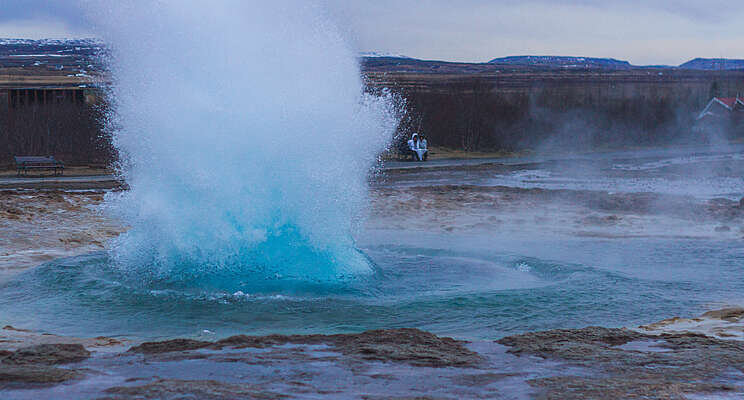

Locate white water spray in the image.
[89,1,398,286]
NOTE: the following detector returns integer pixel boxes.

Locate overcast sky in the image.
[0,0,741,66]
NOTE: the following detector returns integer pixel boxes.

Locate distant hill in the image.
[679,58,744,71]
[0,38,100,57]
[0,38,103,73]
[359,52,412,59]
[488,56,632,69]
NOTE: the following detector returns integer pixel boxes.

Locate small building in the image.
[696,96,744,121]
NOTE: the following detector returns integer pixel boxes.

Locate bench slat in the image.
[14,156,65,176]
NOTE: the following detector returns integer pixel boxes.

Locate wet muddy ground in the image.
[2,311,744,399]
[0,190,124,279]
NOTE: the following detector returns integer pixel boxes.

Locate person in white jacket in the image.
[407,133,421,160]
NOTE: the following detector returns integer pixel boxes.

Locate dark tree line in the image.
[0,101,113,167]
[386,75,744,153]
[2,74,742,168]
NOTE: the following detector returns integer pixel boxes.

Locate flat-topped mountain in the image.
[488,56,632,69]
[361,54,744,72]
[679,58,744,71]
[359,52,412,59]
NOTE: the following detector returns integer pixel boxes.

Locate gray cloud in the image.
[0,0,87,25]
[324,0,744,65]
[0,0,90,38]
[538,0,742,21]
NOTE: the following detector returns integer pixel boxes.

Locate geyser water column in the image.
[91,1,398,288]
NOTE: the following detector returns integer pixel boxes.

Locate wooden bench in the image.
[397,140,418,161]
[14,156,65,177]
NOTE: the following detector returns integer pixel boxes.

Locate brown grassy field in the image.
[0,67,96,88]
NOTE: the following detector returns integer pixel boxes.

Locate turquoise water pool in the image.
[2,231,742,341]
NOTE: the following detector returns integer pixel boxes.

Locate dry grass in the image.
[0,166,112,178]
[427,146,526,159]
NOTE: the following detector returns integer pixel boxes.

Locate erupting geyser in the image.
[91,1,398,288]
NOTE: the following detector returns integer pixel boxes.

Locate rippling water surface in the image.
[2,220,744,341]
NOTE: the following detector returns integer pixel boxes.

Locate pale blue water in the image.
[2,222,743,341]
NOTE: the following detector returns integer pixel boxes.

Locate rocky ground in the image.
[500,322,744,399]
[369,184,744,240]
[369,154,744,240]
[3,176,741,279]
[2,310,744,399]
[0,190,124,279]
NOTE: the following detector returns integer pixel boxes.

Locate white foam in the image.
[87,1,399,283]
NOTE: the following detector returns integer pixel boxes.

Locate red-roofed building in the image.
[697,96,744,121]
